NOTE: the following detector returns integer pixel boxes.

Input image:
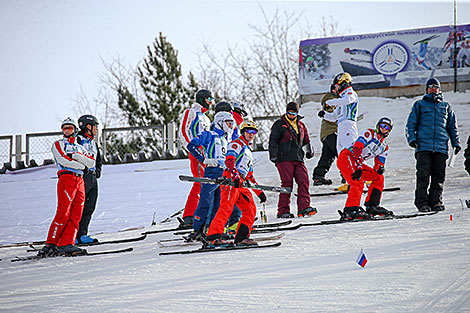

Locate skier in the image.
[185,111,235,241]
[178,89,214,227]
[337,117,394,220]
[206,120,267,246]
[75,114,102,244]
[406,78,461,212]
[269,101,316,218]
[214,101,239,140]
[38,117,96,257]
[318,72,359,155]
[465,135,470,175]
[312,83,339,185]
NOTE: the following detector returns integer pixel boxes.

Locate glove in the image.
[318,110,326,118]
[306,152,313,159]
[409,141,418,148]
[66,153,73,159]
[454,146,462,155]
[351,168,363,181]
[375,165,385,175]
[83,166,89,174]
[203,158,219,167]
[228,168,241,188]
[258,192,267,203]
[304,143,314,159]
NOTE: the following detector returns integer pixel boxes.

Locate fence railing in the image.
[0,135,13,165]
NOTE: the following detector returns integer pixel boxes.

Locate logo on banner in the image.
[373,42,409,75]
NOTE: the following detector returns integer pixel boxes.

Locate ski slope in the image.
[1,92,470,312]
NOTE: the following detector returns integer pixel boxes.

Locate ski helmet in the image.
[214,101,233,114]
[376,117,393,137]
[61,117,78,137]
[78,114,99,131]
[332,72,352,93]
[425,77,440,93]
[306,56,314,65]
[195,89,213,109]
[240,120,258,133]
[214,111,235,136]
[231,101,248,117]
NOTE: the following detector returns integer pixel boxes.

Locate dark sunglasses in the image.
[245,129,257,135]
[379,123,391,131]
[428,84,440,89]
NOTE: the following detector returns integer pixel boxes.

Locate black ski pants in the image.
[313,133,337,179]
[77,172,98,238]
[414,151,447,209]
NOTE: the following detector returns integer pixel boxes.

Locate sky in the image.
[0,0,469,135]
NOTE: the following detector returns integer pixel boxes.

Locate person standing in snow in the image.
[406,78,461,212]
[268,101,316,218]
[38,117,96,257]
[178,89,214,227]
[312,84,339,186]
[75,114,102,244]
[337,118,394,220]
[206,120,267,246]
[185,111,235,241]
[318,72,359,155]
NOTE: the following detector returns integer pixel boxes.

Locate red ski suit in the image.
[207,136,261,242]
[46,136,95,246]
[337,128,389,208]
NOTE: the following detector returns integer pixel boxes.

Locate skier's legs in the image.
[313,133,337,178]
[207,186,240,238]
[182,154,204,218]
[337,150,363,207]
[234,189,257,243]
[415,151,432,209]
[77,173,98,238]
[293,162,311,211]
[275,161,295,215]
[192,182,218,232]
[58,177,85,246]
[362,166,384,206]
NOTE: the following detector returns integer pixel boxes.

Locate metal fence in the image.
[25,132,62,165]
[0,135,13,165]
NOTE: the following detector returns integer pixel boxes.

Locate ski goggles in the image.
[287,111,298,116]
[245,129,257,135]
[62,126,74,131]
[427,84,440,89]
[378,123,391,131]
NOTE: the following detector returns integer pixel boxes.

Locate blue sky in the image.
[1,0,469,134]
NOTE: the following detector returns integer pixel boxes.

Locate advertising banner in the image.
[299,24,470,95]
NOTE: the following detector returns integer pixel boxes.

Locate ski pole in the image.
[262,203,267,223]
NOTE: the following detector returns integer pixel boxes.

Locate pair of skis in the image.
[11,247,134,262]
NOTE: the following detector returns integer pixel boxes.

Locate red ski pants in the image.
[46,174,85,246]
[183,153,205,218]
[207,185,256,238]
[337,149,384,208]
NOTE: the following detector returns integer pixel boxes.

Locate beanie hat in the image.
[286,101,299,112]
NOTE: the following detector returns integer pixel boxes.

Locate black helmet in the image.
[425,77,440,92]
[376,117,393,137]
[195,89,213,109]
[214,101,233,114]
[231,101,248,117]
[78,114,99,131]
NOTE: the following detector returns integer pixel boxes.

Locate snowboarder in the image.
[337,117,394,220]
[312,83,339,185]
[406,78,461,212]
[318,72,359,155]
[185,111,235,241]
[178,89,214,227]
[75,115,102,244]
[269,101,316,218]
[38,117,96,257]
[206,120,267,246]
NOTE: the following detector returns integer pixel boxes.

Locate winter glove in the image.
[454,146,462,155]
[306,152,313,159]
[203,158,219,167]
[258,192,267,204]
[228,168,241,188]
[317,110,326,118]
[304,143,314,159]
[351,168,363,181]
[409,141,418,148]
[375,165,385,175]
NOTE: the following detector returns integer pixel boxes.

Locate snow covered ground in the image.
[1,92,470,312]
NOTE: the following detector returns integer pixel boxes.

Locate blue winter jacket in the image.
[405,93,460,155]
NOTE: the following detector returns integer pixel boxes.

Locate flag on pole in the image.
[356,248,368,268]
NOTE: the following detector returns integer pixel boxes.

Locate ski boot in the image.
[365,205,394,216]
[298,207,318,217]
[340,206,370,221]
[224,222,238,236]
[37,244,58,258]
[431,203,446,211]
[181,216,194,228]
[235,238,258,247]
[205,236,234,248]
[313,177,333,186]
[277,212,294,218]
[184,229,205,242]
[58,244,87,256]
[76,235,98,244]
[418,205,432,212]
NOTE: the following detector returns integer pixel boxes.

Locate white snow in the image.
[1,92,470,312]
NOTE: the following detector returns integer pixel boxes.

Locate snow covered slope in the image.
[0,92,469,312]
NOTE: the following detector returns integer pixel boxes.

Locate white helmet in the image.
[214,111,235,137]
[61,117,78,137]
